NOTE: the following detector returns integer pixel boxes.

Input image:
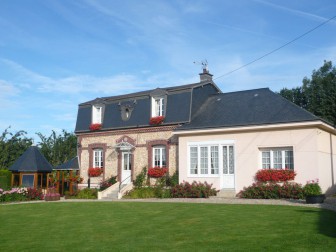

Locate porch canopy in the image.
[9,146,53,188]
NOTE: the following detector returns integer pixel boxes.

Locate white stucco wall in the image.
[177,125,336,194]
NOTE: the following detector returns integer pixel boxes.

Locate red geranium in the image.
[149,116,165,125]
[255,169,296,182]
[89,123,102,131]
[88,167,103,177]
[148,167,168,178]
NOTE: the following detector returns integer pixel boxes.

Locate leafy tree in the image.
[36,130,77,167]
[0,127,33,169]
[280,61,336,126]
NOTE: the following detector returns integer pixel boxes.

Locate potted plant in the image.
[303,179,325,204]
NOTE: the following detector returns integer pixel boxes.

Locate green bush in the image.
[66,188,98,199]
[166,171,179,187]
[124,187,171,199]
[303,180,322,196]
[0,169,12,190]
[133,167,147,188]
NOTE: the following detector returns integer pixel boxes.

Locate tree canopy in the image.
[280,61,336,126]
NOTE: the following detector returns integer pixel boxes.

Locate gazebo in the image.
[9,146,53,188]
[54,156,80,195]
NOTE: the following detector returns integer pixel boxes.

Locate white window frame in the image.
[151,97,164,117]
[152,146,166,168]
[93,148,103,168]
[260,147,294,170]
[92,105,102,124]
[187,141,235,177]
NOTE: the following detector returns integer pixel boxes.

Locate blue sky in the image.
[0,0,335,142]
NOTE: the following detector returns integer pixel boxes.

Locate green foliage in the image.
[279,60,336,126]
[133,166,147,188]
[99,176,117,191]
[303,180,322,196]
[0,127,33,169]
[124,187,171,199]
[68,188,98,199]
[237,182,305,199]
[0,169,12,190]
[166,171,179,187]
[37,130,77,166]
[170,181,218,198]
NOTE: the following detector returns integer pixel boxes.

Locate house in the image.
[75,69,336,195]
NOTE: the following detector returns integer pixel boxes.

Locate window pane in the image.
[200,147,208,174]
[210,146,219,174]
[190,147,198,174]
[94,149,103,168]
[162,148,166,167]
[153,146,166,167]
[273,150,282,169]
[229,146,234,174]
[223,146,228,174]
[22,174,34,187]
[285,150,294,170]
[262,151,270,169]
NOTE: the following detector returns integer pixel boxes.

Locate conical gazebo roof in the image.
[54,156,79,170]
[9,146,53,172]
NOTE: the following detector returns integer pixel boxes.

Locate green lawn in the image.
[1,202,335,251]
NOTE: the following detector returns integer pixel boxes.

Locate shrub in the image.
[27,188,44,200]
[170,181,218,198]
[255,169,296,182]
[124,186,171,199]
[0,169,12,190]
[303,179,322,196]
[133,167,147,188]
[0,187,28,202]
[99,176,117,191]
[73,188,98,199]
[166,171,179,187]
[237,182,305,199]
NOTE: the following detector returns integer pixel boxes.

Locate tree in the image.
[36,130,77,167]
[280,61,336,126]
[0,127,33,169]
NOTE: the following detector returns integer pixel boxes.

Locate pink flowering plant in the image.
[0,187,28,202]
[303,179,322,196]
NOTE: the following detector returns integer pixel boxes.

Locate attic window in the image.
[92,105,102,124]
[152,97,165,117]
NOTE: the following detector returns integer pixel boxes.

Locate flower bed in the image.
[45,187,60,201]
[88,167,103,177]
[255,169,296,182]
[170,181,218,198]
[0,187,44,202]
[149,116,165,125]
[148,167,168,178]
[99,176,117,191]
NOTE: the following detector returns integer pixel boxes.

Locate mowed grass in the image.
[1,202,335,251]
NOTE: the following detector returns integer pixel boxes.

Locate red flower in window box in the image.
[89,123,102,131]
[255,169,296,182]
[149,116,165,125]
[88,167,103,177]
[148,167,168,178]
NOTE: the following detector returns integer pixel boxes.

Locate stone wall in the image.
[77,126,178,188]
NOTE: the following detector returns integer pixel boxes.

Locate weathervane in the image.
[193,59,208,71]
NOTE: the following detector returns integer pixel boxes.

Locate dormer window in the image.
[152,97,165,117]
[92,105,102,124]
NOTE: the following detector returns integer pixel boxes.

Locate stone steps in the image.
[212,189,236,198]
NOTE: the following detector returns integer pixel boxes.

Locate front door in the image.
[121,152,132,184]
[221,145,235,189]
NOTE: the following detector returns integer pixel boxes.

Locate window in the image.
[22,174,35,187]
[189,143,234,176]
[92,105,102,124]
[93,148,103,168]
[261,147,294,169]
[152,97,164,117]
[153,146,166,167]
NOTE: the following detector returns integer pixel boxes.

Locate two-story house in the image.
[75,69,336,194]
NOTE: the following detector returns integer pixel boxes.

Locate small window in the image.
[260,147,294,170]
[92,105,102,124]
[152,97,164,117]
[93,148,103,168]
[153,146,166,167]
[22,174,35,187]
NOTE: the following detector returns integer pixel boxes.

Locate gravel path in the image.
[3,197,336,212]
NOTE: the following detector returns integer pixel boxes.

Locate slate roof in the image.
[9,146,53,172]
[177,88,321,131]
[75,81,220,133]
[54,157,79,170]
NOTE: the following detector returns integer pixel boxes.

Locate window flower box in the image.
[149,116,165,125]
[89,123,102,131]
[148,167,168,178]
[255,169,296,182]
[44,187,60,201]
[88,167,103,177]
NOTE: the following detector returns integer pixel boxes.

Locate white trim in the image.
[151,97,164,117]
[92,105,102,124]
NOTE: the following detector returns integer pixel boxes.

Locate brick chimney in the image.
[199,67,213,82]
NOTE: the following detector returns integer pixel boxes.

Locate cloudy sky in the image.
[1,0,335,142]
